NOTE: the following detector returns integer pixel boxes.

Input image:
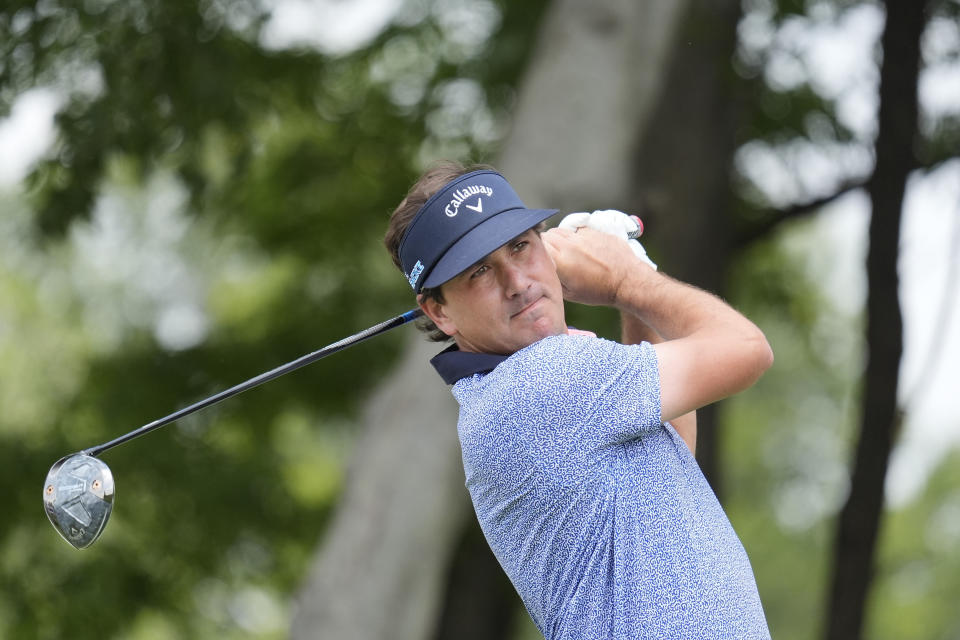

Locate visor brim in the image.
[420,207,558,290]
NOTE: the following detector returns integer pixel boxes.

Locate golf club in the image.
[43,308,424,550]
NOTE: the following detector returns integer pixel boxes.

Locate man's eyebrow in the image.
[465,231,533,273]
[502,230,532,250]
[462,255,488,275]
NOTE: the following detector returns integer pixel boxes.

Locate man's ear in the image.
[418,294,457,337]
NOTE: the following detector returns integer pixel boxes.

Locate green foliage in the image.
[3,0,320,236]
[2,0,958,637]
[0,0,551,637]
[869,451,960,640]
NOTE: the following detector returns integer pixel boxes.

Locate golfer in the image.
[385,163,773,639]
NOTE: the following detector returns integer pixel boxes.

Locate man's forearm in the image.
[614,269,740,341]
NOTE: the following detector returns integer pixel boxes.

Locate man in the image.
[384,162,774,639]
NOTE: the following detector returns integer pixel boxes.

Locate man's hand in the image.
[558,210,657,270]
[542,227,653,306]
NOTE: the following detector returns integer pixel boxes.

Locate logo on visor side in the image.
[407,260,424,289]
[444,185,493,217]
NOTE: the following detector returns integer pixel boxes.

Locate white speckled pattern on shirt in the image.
[451,334,770,640]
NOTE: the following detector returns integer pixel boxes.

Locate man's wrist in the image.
[611,258,660,313]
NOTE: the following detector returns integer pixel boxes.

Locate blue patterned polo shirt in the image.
[433,333,770,640]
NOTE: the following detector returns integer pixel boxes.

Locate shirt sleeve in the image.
[509,335,663,446]
[573,336,662,444]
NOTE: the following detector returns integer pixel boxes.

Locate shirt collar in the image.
[429,344,509,385]
[428,328,597,385]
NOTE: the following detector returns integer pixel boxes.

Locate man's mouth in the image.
[511,295,544,319]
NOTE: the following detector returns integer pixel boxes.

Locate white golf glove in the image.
[558,209,657,270]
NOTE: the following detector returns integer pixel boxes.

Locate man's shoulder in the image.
[471,334,645,398]
[433,334,603,385]
[506,333,651,374]
[454,335,583,391]
[497,333,606,378]
[454,334,656,404]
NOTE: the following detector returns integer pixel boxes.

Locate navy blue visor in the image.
[398,170,557,294]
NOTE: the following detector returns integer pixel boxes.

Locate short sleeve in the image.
[501,335,663,446]
[572,337,662,444]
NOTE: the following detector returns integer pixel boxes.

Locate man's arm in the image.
[621,313,697,454]
[544,227,773,423]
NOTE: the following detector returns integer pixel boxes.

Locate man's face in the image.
[421,229,567,355]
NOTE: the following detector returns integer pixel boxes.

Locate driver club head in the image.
[43,454,115,549]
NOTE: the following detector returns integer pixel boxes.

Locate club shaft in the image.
[83,308,424,457]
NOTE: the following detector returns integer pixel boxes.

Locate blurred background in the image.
[1,0,958,638]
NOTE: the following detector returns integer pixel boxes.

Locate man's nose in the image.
[499,263,530,297]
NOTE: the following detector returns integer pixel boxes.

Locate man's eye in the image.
[470,265,489,279]
[513,241,529,252]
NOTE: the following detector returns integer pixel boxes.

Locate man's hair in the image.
[385,160,494,342]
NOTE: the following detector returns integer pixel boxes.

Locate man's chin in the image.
[535,308,566,335]
[520,319,566,346]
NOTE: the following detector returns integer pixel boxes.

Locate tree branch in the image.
[734,151,957,250]
[735,178,867,248]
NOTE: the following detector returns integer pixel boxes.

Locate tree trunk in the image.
[823,1,928,638]
[289,337,466,640]
[631,0,746,497]
[431,521,519,640]
[498,0,688,213]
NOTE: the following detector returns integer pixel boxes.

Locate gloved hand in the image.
[558,209,657,270]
